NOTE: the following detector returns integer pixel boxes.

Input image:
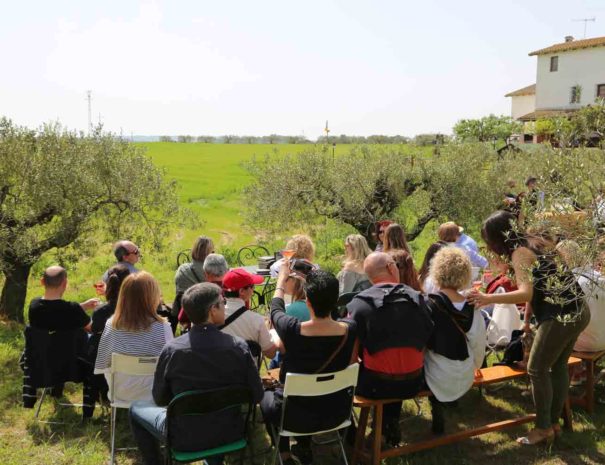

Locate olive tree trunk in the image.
[0,263,32,323]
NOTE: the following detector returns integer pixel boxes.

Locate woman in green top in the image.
[285,270,310,321]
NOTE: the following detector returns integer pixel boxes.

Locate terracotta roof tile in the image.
[529,36,605,56]
[505,84,536,97]
[518,108,578,121]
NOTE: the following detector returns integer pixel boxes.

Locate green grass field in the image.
[1,318,603,465]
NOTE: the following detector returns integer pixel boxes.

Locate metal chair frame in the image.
[270,364,359,465]
[236,245,270,267]
[164,387,253,465]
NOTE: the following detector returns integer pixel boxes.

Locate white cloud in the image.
[44,1,257,102]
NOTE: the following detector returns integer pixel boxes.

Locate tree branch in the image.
[407,209,437,241]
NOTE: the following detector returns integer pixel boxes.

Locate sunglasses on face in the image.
[128,248,140,256]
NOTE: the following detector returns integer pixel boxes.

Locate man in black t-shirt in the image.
[26,266,100,400]
[28,266,99,331]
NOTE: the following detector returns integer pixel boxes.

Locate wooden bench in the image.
[570,350,605,413]
[351,357,582,465]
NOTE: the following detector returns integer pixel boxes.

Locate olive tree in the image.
[0,118,181,322]
[243,144,501,245]
[453,115,522,143]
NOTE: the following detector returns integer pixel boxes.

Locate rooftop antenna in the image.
[86,90,93,134]
[572,17,596,38]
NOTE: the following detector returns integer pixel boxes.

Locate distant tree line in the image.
[159,133,448,145]
[160,134,311,144]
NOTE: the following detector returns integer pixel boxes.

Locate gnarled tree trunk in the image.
[0,262,32,323]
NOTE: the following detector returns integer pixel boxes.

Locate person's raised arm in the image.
[270,260,299,336]
[469,247,535,307]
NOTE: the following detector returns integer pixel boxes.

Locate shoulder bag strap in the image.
[314,323,349,374]
[429,296,469,343]
[190,265,203,283]
[218,306,247,330]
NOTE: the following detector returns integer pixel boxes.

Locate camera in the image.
[288,259,316,278]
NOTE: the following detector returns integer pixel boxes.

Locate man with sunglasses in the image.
[102,240,141,282]
[221,268,277,360]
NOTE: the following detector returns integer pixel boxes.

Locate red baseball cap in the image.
[222,268,264,292]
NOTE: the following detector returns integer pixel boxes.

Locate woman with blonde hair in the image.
[95,271,173,402]
[270,234,317,277]
[337,234,372,294]
[424,247,486,434]
[383,223,411,254]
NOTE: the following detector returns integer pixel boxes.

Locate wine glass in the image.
[281,249,295,260]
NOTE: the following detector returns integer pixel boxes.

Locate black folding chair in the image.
[21,326,91,423]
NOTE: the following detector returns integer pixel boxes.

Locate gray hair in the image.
[203,253,229,278]
[182,282,222,324]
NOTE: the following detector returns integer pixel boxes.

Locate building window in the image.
[597,84,605,100]
[570,86,581,104]
[550,56,558,72]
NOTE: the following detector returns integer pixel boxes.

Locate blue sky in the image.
[1,0,603,137]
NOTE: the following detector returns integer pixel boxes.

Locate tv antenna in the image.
[572,17,596,38]
[86,90,93,134]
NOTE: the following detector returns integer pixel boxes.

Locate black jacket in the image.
[347,283,433,355]
[427,292,475,361]
[21,326,89,389]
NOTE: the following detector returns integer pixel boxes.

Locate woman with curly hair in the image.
[270,234,317,277]
[425,247,486,434]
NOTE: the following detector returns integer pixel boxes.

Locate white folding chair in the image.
[108,354,158,465]
[271,363,359,465]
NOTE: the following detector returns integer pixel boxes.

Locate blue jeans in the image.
[129,400,223,465]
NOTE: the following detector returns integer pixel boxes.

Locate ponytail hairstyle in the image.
[104,265,131,306]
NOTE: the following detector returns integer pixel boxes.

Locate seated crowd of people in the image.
[22,210,605,464]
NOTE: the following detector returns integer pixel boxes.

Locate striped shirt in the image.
[94,316,173,403]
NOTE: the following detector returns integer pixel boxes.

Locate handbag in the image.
[487,287,522,347]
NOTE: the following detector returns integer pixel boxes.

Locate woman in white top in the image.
[95,271,173,403]
[337,234,372,294]
[424,247,486,434]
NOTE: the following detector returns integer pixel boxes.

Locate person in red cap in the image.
[221,268,277,360]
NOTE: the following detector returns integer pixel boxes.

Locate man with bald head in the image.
[28,266,99,331]
[347,252,433,446]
